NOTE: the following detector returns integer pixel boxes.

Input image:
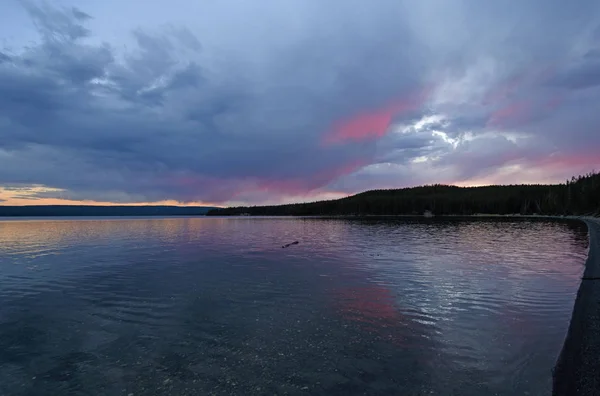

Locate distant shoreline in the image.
[0,205,216,217]
[207,214,597,220]
[0,213,594,220]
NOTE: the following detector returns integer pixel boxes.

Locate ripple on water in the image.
[0,217,588,395]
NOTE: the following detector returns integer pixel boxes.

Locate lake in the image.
[0,217,589,395]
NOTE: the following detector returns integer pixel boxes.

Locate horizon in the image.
[1,173,591,209]
[1,1,600,206]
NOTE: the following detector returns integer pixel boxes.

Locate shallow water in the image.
[0,217,589,395]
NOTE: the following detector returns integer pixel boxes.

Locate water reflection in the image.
[0,217,587,395]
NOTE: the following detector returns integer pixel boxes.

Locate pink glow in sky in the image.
[323,89,430,145]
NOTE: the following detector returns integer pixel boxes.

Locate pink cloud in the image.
[165,158,368,204]
[255,159,368,195]
[545,95,563,111]
[533,152,600,172]
[482,75,524,106]
[322,89,430,145]
[456,150,600,187]
[486,101,531,128]
[481,64,558,106]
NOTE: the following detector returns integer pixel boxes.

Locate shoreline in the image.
[206,213,597,219]
[553,216,600,395]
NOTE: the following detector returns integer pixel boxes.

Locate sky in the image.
[1,0,599,207]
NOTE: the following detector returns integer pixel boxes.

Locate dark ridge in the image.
[0,205,218,217]
[207,171,600,217]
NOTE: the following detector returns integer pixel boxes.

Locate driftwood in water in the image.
[282,241,299,248]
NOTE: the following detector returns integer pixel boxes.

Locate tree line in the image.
[207,170,600,217]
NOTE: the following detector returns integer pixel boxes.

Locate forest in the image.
[207,171,600,217]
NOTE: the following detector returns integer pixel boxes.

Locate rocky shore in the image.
[553,217,600,395]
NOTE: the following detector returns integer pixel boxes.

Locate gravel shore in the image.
[553,217,600,396]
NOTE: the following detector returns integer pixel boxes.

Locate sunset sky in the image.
[1,0,599,206]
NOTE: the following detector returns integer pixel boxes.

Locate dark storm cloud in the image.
[0,0,431,203]
[1,0,600,204]
[23,0,92,40]
[549,50,600,90]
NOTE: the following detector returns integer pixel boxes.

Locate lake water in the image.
[0,217,589,395]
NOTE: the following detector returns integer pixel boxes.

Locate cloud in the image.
[22,0,92,41]
[549,50,600,90]
[322,89,430,145]
[1,0,599,205]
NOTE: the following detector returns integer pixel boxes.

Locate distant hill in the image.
[207,171,600,217]
[0,205,218,217]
